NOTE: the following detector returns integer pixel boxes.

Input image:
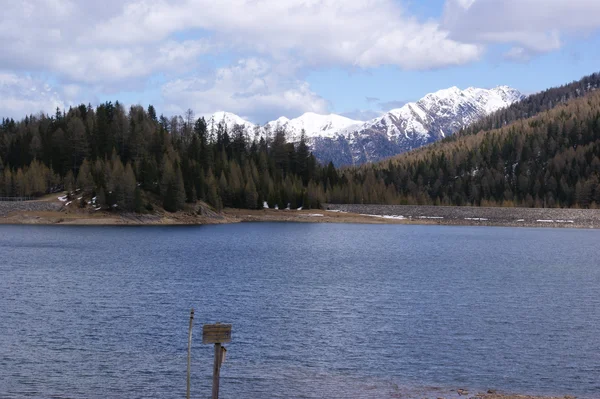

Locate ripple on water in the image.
[0,223,599,398]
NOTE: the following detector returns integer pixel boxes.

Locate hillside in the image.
[353,88,600,208]
[327,85,523,165]
[2,71,599,213]
[0,103,331,213]
[200,85,523,166]
[454,71,600,138]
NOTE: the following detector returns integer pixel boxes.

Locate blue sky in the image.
[1,0,599,124]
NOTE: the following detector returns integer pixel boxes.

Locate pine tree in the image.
[244,179,258,209]
[122,163,137,211]
[64,170,75,195]
[205,169,222,210]
[77,159,94,194]
[134,187,143,213]
[160,159,186,212]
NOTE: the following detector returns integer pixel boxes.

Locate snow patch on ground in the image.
[360,214,406,220]
[537,219,574,223]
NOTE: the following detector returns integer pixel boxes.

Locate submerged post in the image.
[203,323,232,399]
[186,308,194,399]
[212,342,222,399]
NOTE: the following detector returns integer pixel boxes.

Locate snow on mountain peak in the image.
[207,111,256,132]
[200,84,523,166]
[266,112,363,140]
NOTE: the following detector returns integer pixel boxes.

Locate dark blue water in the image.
[1,223,599,399]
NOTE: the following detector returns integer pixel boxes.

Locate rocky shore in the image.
[0,200,62,217]
[2,196,600,229]
[325,204,600,229]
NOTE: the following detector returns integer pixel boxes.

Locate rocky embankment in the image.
[325,204,600,229]
[0,200,62,217]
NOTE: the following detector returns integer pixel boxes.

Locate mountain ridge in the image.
[204,85,524,166]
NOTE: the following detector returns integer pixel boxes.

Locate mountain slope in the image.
[205,86,523,167]
[266,112,363,142]
[321,86,523,166]
[207,111,257,133]
[455,72,600,139]
[348,88,600,208]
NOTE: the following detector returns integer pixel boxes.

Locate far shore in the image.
[1,196,600,229]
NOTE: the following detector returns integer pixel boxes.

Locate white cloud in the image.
[0,1,208,89]
[15,0,598,119]
[0,0,487,120]
[504,47,532,62]
[161,59,328,123]
[0,73,66,118]
[443,0,600,54]
[88,0,481,70]
[0,1,481,82]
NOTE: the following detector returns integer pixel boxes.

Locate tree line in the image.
[2,70,600,211]
[346,88,600,208]
[0,103,343,211]
[454,71,600,139]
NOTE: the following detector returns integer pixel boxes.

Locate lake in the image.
[1,223,599,398]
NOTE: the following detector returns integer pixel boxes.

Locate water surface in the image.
[1,223,599,398]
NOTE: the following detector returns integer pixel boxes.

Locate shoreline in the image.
[1,199,600,228]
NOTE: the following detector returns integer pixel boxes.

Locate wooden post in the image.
[212,342,222,399]
[203,323,231,399]
[186,309,194,399]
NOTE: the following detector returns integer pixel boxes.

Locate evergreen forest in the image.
[1,71,600,211]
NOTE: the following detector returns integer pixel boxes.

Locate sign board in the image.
[203,323,232,344]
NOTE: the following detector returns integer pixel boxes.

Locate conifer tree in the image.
[64,170,75,195]
[77,159,94,194]
[244,179,258,209]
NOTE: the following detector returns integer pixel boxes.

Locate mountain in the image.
[206,111,257,133]
[206,86,523,167]
[311,86,524,166]
[349,82,600,208]
[265,112,363,142]
[456,72,600,138]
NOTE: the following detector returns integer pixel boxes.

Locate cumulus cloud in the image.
[0,0,487,120]
[161,59,329,123]
[0,0,481,84]
[0,1,208,89]
[503,47,533,62]
[0,73,66,118]
[90,0,481,70]
[443,0,600,54]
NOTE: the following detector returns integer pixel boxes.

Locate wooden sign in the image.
[203,323,232,344]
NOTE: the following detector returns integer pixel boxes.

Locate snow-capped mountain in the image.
[328,85,524,165]
[206,85,524,166]
[265,112,363,142]
[206,111,257,133]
